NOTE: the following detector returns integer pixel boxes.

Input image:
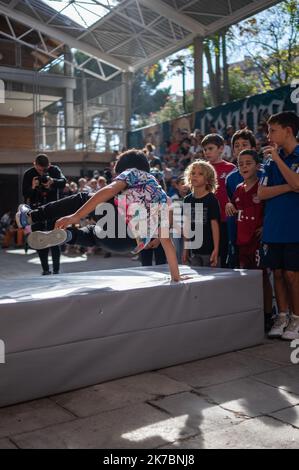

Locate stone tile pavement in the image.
[0,248,298,449]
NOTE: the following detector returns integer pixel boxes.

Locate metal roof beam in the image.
[138,0,206,36]
[131,34,195,71]
[8,0,20,8]
[0,3,131,71]
[0,24,119,82]
[0,65,77,89]
[206,0,282,34]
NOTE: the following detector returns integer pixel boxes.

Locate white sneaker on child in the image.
[281,315,299,341]
[268,313,289,339]
[28,229,68,250]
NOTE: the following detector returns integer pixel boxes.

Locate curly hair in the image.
[184,160,218,193]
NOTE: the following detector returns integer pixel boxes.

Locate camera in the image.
[37,172,50,185]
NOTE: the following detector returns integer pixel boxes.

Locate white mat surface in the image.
[0,266,263,406]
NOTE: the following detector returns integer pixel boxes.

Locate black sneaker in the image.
[264,313,274,333]
[42,270,52,275]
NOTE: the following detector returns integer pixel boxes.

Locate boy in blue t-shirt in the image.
[258,111,299,340]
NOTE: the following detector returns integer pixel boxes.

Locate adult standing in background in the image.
[19,154,66,275]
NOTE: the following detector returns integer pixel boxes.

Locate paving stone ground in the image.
[1,248,298,449]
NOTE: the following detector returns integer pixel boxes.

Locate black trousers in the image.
[30,193,91,224]
[30,192,136,254]
[140,243,166,266]
[68,226,136,253]
[30,195,89,272]
[32,220,61,273]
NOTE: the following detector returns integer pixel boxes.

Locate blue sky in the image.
[160,3,288,95]
[161,50,204,95]
[161,36,251,95]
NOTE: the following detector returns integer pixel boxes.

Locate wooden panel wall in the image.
[0,116,34,149]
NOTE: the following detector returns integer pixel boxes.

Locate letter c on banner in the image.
[290,80,299,104]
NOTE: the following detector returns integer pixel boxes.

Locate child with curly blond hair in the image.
[183,160,220,267]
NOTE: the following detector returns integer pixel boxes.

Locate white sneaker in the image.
[281,315,299,341]
[28,229,67,250]
[268,313,289,338]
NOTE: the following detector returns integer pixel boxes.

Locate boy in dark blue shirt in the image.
[258,111,299,340]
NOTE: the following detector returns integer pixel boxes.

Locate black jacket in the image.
[22,165,66,207]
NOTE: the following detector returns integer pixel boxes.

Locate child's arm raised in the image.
[55,180,127,229]
[263,145,299,191]
[257,183,292,200]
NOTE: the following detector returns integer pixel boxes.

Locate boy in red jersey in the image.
[229,149,273,330]
[232,150,263,268]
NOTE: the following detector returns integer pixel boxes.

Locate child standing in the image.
[232,150,263,267]
[226,129,257,199]
[229,150,273,330]
[201,134,235,267]
[225,129,258,268]
[183,161,220,267]
[258,111,299,340]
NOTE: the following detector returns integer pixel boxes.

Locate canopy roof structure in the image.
[0,0,281,80]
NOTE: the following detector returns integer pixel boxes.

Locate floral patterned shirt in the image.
[114,168,168,252]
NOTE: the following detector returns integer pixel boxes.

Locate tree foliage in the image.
[232,0,299,89]
[131,63,171,122]
[228,66,258,101]
[153,91,194,124]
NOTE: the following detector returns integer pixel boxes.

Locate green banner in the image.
[128,84,298,154]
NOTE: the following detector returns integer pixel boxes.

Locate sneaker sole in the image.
[28,229,67,250]
[268,333,283,339]
[281,334,299,341]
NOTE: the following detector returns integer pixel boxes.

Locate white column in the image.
[123,71,133,147]
[81,74,89,150]
[194,36,204,112]
[64,46,74,149]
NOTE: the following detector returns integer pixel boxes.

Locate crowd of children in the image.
[178,111,299,339]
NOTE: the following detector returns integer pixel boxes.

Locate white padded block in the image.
[0,266,263,406]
